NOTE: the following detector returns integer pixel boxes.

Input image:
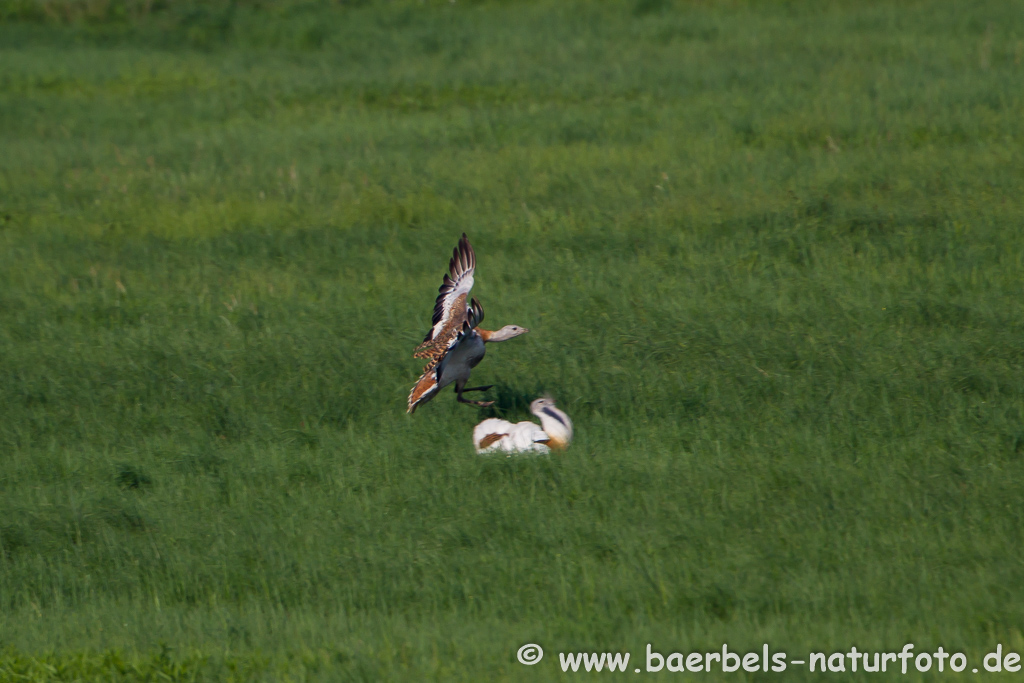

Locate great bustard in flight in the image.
[473,397,573,454]
[407,234,529,414]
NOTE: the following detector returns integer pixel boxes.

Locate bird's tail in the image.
[407,367,440,414]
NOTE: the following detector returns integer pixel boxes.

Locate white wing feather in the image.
[432,272,474,340]
[474,418,551,455]
[423,234,476,345]
[473,418,513,452]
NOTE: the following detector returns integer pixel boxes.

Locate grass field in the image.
[2,0,1024,679]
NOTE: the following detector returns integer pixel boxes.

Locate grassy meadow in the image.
[2,0,1024,679]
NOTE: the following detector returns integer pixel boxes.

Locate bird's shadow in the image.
[477,384,552,420]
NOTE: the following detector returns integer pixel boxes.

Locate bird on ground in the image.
[407,234,529,414]
[473,397,573,454]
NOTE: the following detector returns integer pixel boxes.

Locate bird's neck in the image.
[479,326,525,343]
[536,407,573,450]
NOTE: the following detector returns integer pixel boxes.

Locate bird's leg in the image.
[456,380,494,407]
[460,385,493,393]
[458,395,495,407]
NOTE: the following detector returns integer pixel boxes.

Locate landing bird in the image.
[407,234,529,414]
[473,397,573,454]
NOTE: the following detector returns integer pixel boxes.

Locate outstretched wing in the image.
[413,234,476,358]
[414,296,483,361]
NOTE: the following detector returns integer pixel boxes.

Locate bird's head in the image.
[529,397,557,413]
[487,324,529,342]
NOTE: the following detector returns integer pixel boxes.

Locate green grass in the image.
[2,0,1024,679]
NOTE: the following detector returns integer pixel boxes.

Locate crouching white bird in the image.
[473,397,573,454]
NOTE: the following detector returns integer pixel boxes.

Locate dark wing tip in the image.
[458,319,476,341]
[450,246,460,275]
[454,234,474,275]
[469,297,484,328]
[462,234,475,269]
